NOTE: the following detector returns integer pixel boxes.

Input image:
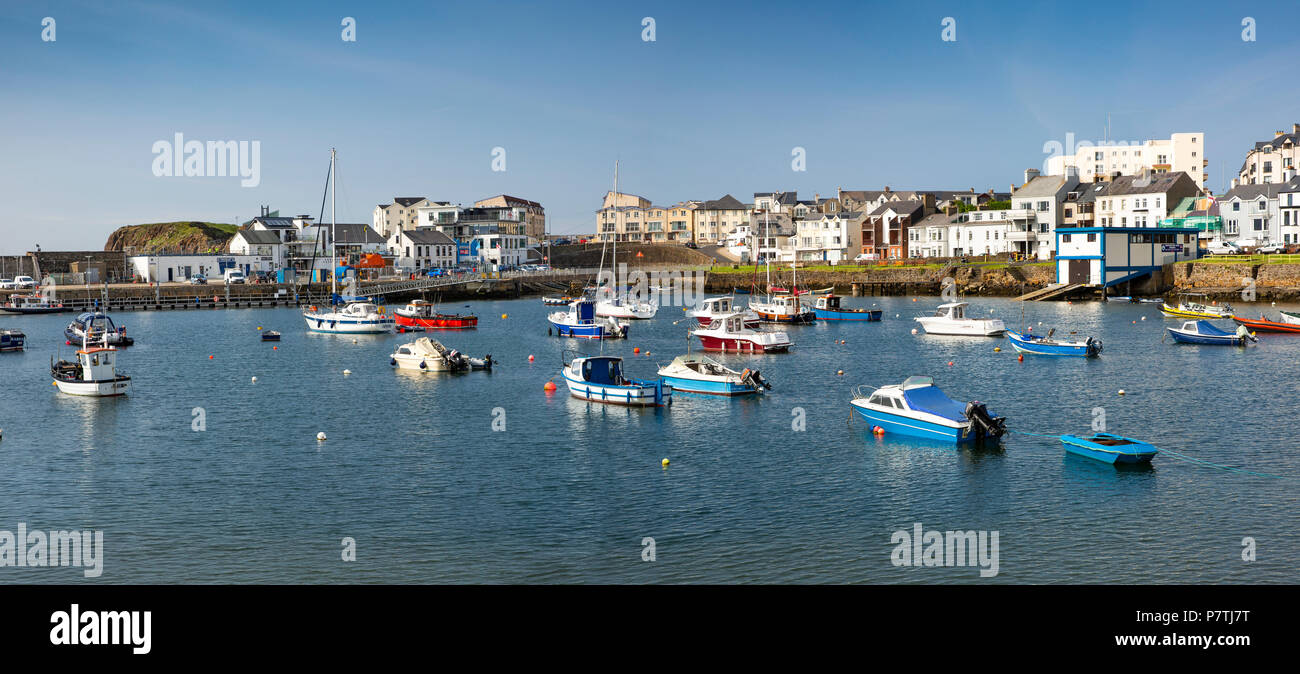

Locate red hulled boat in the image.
[393,300,478,329]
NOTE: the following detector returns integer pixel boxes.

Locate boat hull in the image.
[1160,304,1230,319]
[1166,328,1244,345]
[561,370,670,406]
[1,306,68,314]
[915,318,1006,336]
[752,310,816,324]
[1061,434,1157,465]
[303,314,395,334]
[657,374,757,396]
[694,334,790,353]
[549,319,627,339]
[813,308,882,321]
[850,403,971,444]
[391,354,464,372]
[53,377,130,397]
[0,332,24,351]
[393,313,478,329]
[1232,316,1300,333]
[1006,331,1100,357]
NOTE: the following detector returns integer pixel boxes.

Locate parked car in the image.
[188,274,208,285]
[853,253,877,262]
[552,239,571,246]
[1206,240,1243,255]
[13,275,36,289]
[223,269,246,284]
[1256,242,1286,254]
[426,268,448,277]
[684,241,699,249]
[0,279,15,289]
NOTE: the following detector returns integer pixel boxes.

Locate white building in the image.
[1216,182,1284,246]
[1235,125,1299,186]
[1277,173,1300,244]
[1055,226,1199,287]
[128,254,275,283]
[228,230,285,268]
[1046,132,1207,188]
[1093,173,1201,232]
[372,198,433,238]
[389,228,458,271]
[791,212,855,263]
[1010,169,1078,259]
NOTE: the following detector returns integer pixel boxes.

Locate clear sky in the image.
[1,0,1297,253]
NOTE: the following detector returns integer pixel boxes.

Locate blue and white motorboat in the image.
[548,298,628,339]
[656,353,769,396]
[849,376,1005,444]
[1166,320,1255,346]
[812,294,882,321]
[561,355,671,406]
[1006,329,1101,357]
[1,329,25,352]
[1060,433,1158,465]
[65,312,133,346]
[303,302,396,334]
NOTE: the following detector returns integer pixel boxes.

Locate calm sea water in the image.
[1,295,1297,584]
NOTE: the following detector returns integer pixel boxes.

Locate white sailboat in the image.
[302,149,395,334]
[595,161,658,320]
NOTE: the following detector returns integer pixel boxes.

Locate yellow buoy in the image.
[661,458,669,467]
[994,347,1001,352]
[501,313,508,319]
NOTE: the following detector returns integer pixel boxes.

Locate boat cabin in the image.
[815,295,842,311]
[574,356,628,385]
[701,297,736,314]
[73,312,118,336]
[932,302,968,319]
[6,294,61,309]
[341,302,382,317]
[570,298,597,322]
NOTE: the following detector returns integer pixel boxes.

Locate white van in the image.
[223,269,247,284]
[1206,240,1242,255]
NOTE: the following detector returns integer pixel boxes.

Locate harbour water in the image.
[1,296,1297,583]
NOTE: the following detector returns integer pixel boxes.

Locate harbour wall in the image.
[704,263,1057,297]
[1172,262,1300,300]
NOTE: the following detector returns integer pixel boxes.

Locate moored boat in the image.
[393,299,477,329]
[1166,320,1255,345]
[849,376,1005,445]
[548,298,628,339]
[1,329,25,352]
[749,294,816,324]
[1278,310,1300,325]
[692,296,760,328]
[1231,314,1300,334]
[656,353,770,396]
[1060,433,1158,465]
[595,295,657,320]
[390,337,489,372]
[542,295,573,306]
[65,312,133,346]
[693,312,792,353]
[261,330,281,341]
[304,302,396,334]
[0,293,67,315]
[50,336,130,397]
[812,294,881,321]
[561,355,671,406]
[1006,329,1101,357]
[1160,293,1232,319]
[914,302,1005,336]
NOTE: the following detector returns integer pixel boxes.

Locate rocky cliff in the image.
[104,221,239,254]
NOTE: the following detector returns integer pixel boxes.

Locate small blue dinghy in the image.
[1060,433,1157,465]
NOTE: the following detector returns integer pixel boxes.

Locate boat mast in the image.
[612,160,619,302]
[330,148,337,299]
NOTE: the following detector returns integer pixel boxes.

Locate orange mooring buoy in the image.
[1018,354,1024,362]
[543,381,557,392]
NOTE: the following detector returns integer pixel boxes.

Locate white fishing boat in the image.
[50,335,130,397]
[548,297,629,339]
[693,312,792,353]
[390,337,491,372]
[656,353,769,396]
[691,296,760,328]
[914,302,1005,336]
[304,301,395,334]
[561,354,671,406]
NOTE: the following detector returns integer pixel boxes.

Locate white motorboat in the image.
[914,302,1005,336]
[304,302,396,334]
[656,353,769,395]
[548,297,629,339]
[849,376,1005,444]
[692,312,792,353]
[51,336,129,397]
[390,337,490,372]
[691,296,760,328]
[561,354,671,406]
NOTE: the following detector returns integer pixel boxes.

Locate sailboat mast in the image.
[330,148,337,298]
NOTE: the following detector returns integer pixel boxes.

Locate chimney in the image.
[1024,168,1040,184]
[1294,123,1300,134]
[1285,168,1297,182]
[1277,130,1285,138]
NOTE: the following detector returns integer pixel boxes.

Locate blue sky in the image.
[1,0,1297,253]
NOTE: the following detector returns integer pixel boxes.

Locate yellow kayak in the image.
[1159,303,1231,319]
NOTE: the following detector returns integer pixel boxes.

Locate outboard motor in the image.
[741,369,771,392]
[964,401,1006,444]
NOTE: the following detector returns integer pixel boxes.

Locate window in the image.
[1086,233,1096,242]
[1062,234,1071,243]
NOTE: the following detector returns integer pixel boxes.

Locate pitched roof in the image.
[1103,172,1192,196]
[248,216,296,229]
[916,213,955,228]
[399,228,456,245]
[1012,175,1069,198]
[700,194,747,210]
[393,197,427,207]
[868,199,925,218]
[331,223,386,244]
[236,230,282,245]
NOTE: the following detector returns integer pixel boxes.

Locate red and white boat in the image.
[691,296,760,328]
[393,300,478,329]
[692,312,792,353]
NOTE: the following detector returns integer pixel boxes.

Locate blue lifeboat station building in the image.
[1055,226,1200,288]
